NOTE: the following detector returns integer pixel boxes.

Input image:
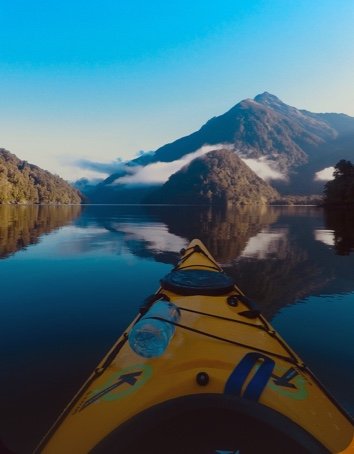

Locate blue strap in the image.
[224,352,275,401]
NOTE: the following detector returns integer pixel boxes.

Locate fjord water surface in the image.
[0,204,353,453]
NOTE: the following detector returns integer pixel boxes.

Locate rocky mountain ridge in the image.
[90,92,354,202]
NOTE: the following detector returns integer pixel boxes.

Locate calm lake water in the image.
[1,204,353,453]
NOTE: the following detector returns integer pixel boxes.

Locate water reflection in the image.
[56,204,354,320]
[73,205,188,264]
[75,205,280,265]
[69,205,354,320]
[240,229,287,260]
[1,205,354,452]
[0,205,81,259]
[2,206,354,320]
[225,208,354,318]
[324,208,354,255]
[150,205,280,264]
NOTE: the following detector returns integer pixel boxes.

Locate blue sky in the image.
[1,0,354,180]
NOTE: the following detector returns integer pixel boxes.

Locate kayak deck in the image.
[36,239,353,453]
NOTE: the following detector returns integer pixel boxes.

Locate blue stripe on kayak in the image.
[224,352,275,401]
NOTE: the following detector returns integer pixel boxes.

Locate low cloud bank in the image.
[74,147,287,186]
[112,145,229,185]
[74,158,126,176]
[241,157,286,181]
[314,167,335,181]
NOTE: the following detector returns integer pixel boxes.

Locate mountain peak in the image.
[254,92,283,106]
[91,92,354,202]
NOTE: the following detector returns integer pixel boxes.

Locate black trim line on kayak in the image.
[176,245,222,271]
[296,363,354,424]
[177,264,222,271]
[97,333,129,373]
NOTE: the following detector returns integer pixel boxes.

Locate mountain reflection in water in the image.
[75,205,354,318]
[1,204,354,453]
[3,204,352,319]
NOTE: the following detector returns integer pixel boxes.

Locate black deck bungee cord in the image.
[146,315,304,368]
[178,306,269,331]
[176,304,315,374]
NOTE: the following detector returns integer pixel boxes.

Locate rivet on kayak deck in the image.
[196,372,209,386]
[227,295,238,307]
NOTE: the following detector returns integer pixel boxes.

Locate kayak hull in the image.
[36,239,353,453]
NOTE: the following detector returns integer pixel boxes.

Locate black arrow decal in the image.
[80,371,143,411]
[272,367,298,389]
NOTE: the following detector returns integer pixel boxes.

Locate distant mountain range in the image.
[0,149,82,204]
[85,92,354,204]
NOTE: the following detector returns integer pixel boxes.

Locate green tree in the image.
[324,160,354,205]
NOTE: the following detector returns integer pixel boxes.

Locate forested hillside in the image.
[0,149,82,204]
[145,149,279,205]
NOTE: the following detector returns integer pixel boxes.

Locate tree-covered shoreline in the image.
[0,149,82,204]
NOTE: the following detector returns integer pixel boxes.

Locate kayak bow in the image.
[36,239,353,453]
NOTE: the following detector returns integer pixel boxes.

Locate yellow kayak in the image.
[36,239,353,453]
